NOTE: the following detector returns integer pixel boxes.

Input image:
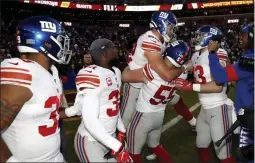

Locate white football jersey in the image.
[1,58,63,162]
[192,48,229,109]
[136,64,187,113]
[127,30,166,88]
[75,65,122,141]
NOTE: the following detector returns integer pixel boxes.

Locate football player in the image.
[121,10,196,132]
[173,26,236,163]
[0,16,72,162]
[73,39,131,162]
[122,40,191,163]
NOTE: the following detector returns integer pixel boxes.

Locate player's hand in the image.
[117,131,126,145]
[208,40,220,53]
[111,145,132,163]
[171,78,193,91]
[185,60,193,72]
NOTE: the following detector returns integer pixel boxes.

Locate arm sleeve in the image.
[209,52,253,84]
[117,112,126,133]
[141,40,162,53]
[76,70,100,92]
[65,99,82,117]
[81,89,122,152]
[1,60,32,90]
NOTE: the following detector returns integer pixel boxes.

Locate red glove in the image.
[171,78,193,91]
[117,131,125,145]
[111,145,132,163]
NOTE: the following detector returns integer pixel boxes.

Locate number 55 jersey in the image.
[136,64,186,112]
[1,58,64,162]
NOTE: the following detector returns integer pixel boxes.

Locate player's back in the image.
[192,48,229,109]
[76,65,122,141]
[136,64,184,112]
[1,58,63,161]
[127,30,166,88]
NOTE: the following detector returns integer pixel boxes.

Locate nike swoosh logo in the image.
[85,70,92,73]
[9,62,18,65]
[211,115,216,118]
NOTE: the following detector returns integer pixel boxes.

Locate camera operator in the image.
[207,23,254,163]
[236,104,254,162]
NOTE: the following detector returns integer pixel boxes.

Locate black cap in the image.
[89,38,115,60]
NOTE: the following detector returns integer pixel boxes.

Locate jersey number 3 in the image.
[107,90,120,117]
[193,65,206,84]
[38,96,61,137]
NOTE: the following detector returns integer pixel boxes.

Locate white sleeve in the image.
[65,101,82,117]
[117,112,126,133]
[81,90,122,152]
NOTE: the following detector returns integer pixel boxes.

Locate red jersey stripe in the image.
[76,77,100,84]
[1,79,31,86]
[142,41,161,48]
[1,67,29,72]
[1,72,32,81]
[143,64,154,81]
[77,74,98,78]
[77,81,100,87]
[142,43,161,52]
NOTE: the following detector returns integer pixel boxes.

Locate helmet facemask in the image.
[161,22,177,43]
[194,31,209,51]
[44,34,72,64]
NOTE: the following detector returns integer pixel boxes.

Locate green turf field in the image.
[63,87,237,163]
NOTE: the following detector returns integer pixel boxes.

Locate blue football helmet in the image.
[16,16,72,64]
[163,40,191,67]
[149,11,177,42]
[241,23,253,33]
[194,25,223,50]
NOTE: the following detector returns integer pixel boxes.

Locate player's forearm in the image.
[0,85,32,132]
[117,113,126,133]
[208,52,230,84]
[83,115,122,152]
[151,61,184,81]
[0,137,11,162]
[0,97,21,132]
[121,67,146,83]
[82,96,122,152]
[194,82,223,93]
[59,107,79,119]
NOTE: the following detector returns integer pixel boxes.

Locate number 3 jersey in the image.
[1,58,63,161]
[75,65,123,142]
[136,64,187,113]
[192,48,229,109]
[127,30,166,89]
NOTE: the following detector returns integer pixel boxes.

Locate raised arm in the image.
[145,51,185,81]
[208,41,253,84]
[121,66,146,83]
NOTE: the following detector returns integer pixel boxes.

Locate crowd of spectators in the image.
[1,1,254,72]
[1,17,252,65]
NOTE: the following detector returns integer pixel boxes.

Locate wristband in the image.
[193,84,201,92]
